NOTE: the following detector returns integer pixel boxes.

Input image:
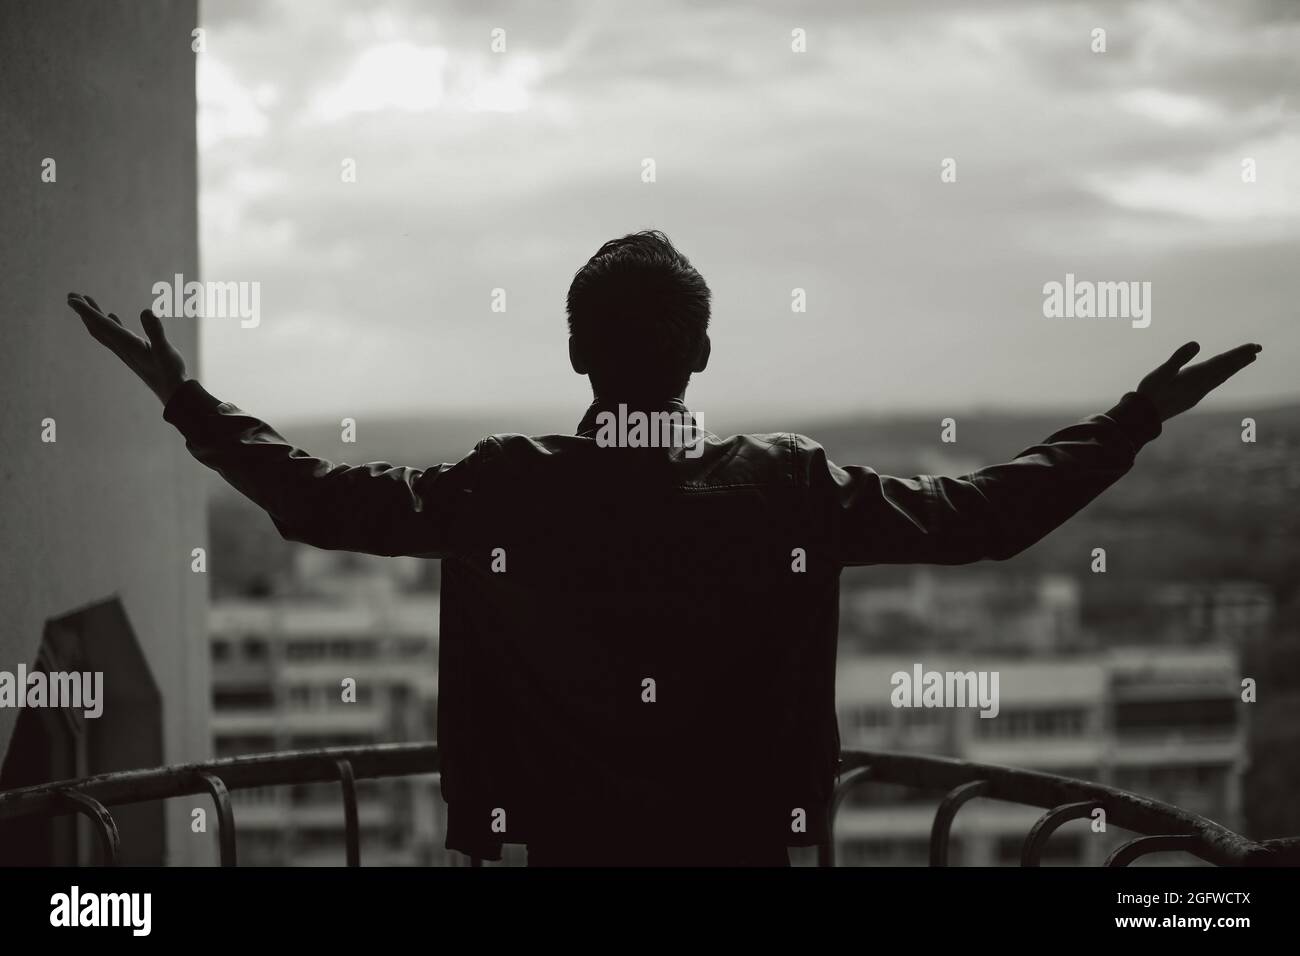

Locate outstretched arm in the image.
[822,342,1261,566]
[66,293,478,556]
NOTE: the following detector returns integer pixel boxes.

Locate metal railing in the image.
[828,751,1297,867]
[0,745,1295,866]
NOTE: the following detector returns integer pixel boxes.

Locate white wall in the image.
[0,0,209,864]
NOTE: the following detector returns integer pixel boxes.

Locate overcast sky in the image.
[196,0,1299,425]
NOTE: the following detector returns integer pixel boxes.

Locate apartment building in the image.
[834,646,1246,866]
[210,553,448,866]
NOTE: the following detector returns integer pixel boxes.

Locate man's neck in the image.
[589,391,688,412]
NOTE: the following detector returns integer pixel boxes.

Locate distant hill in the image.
[237,400,1300,478]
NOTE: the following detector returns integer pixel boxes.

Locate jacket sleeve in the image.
[163,380,481,557]
[811,392,1163,566]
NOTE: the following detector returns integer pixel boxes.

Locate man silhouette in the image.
[68,230,1260,867]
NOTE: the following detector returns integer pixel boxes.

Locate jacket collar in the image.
[576,398,695,438]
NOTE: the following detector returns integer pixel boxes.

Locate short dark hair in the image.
[566,230,711,396]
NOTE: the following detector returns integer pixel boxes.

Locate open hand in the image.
[66,293,188,405]
[1137,341,1261,422]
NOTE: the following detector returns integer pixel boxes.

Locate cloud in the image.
[197,54,271,148]
[195,0,1300,422]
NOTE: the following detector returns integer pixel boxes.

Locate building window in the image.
[979,708,1088,738]
[213,687,274,709]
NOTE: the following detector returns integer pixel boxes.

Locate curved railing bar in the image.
[57,791,121,866]
[818,765,874,867]
[838,751,1259,867]
[199,772,237,867]
[1022,801,1103,867]
[1105,834,1201,867]
[0,743,440,821]
[930,780,991,866]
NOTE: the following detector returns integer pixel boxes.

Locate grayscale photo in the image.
[0,0,1296,939]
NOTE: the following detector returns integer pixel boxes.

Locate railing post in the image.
[930,780,989,866]
[200,772,238,867]
[1021,801,1102,867]
[336,759,360,867]
[57,791,120,866]
[818,766,873,867]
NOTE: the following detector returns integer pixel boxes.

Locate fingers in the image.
[1162,341,1201,373]
[66,293,148,355]
[1188,343,1262,391]
[139,308,169,348]
[66,294,115,341]
[82,296,126,328]
[1222,342,1263,362]
[1140,341,1201,393]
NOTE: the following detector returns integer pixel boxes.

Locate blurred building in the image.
[210,550,449,866]
[840,570,1083,654]
[1241,631,1300,841]
[1150,581,1273,645]
[834,645,1246,866]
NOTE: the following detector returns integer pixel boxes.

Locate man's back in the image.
[437,403,842,863]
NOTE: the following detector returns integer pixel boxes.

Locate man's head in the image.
[566,230,711,400]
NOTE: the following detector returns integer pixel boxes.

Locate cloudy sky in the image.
[196,0,1299,426]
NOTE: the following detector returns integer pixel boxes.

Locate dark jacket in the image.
[163,383,1162,861]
